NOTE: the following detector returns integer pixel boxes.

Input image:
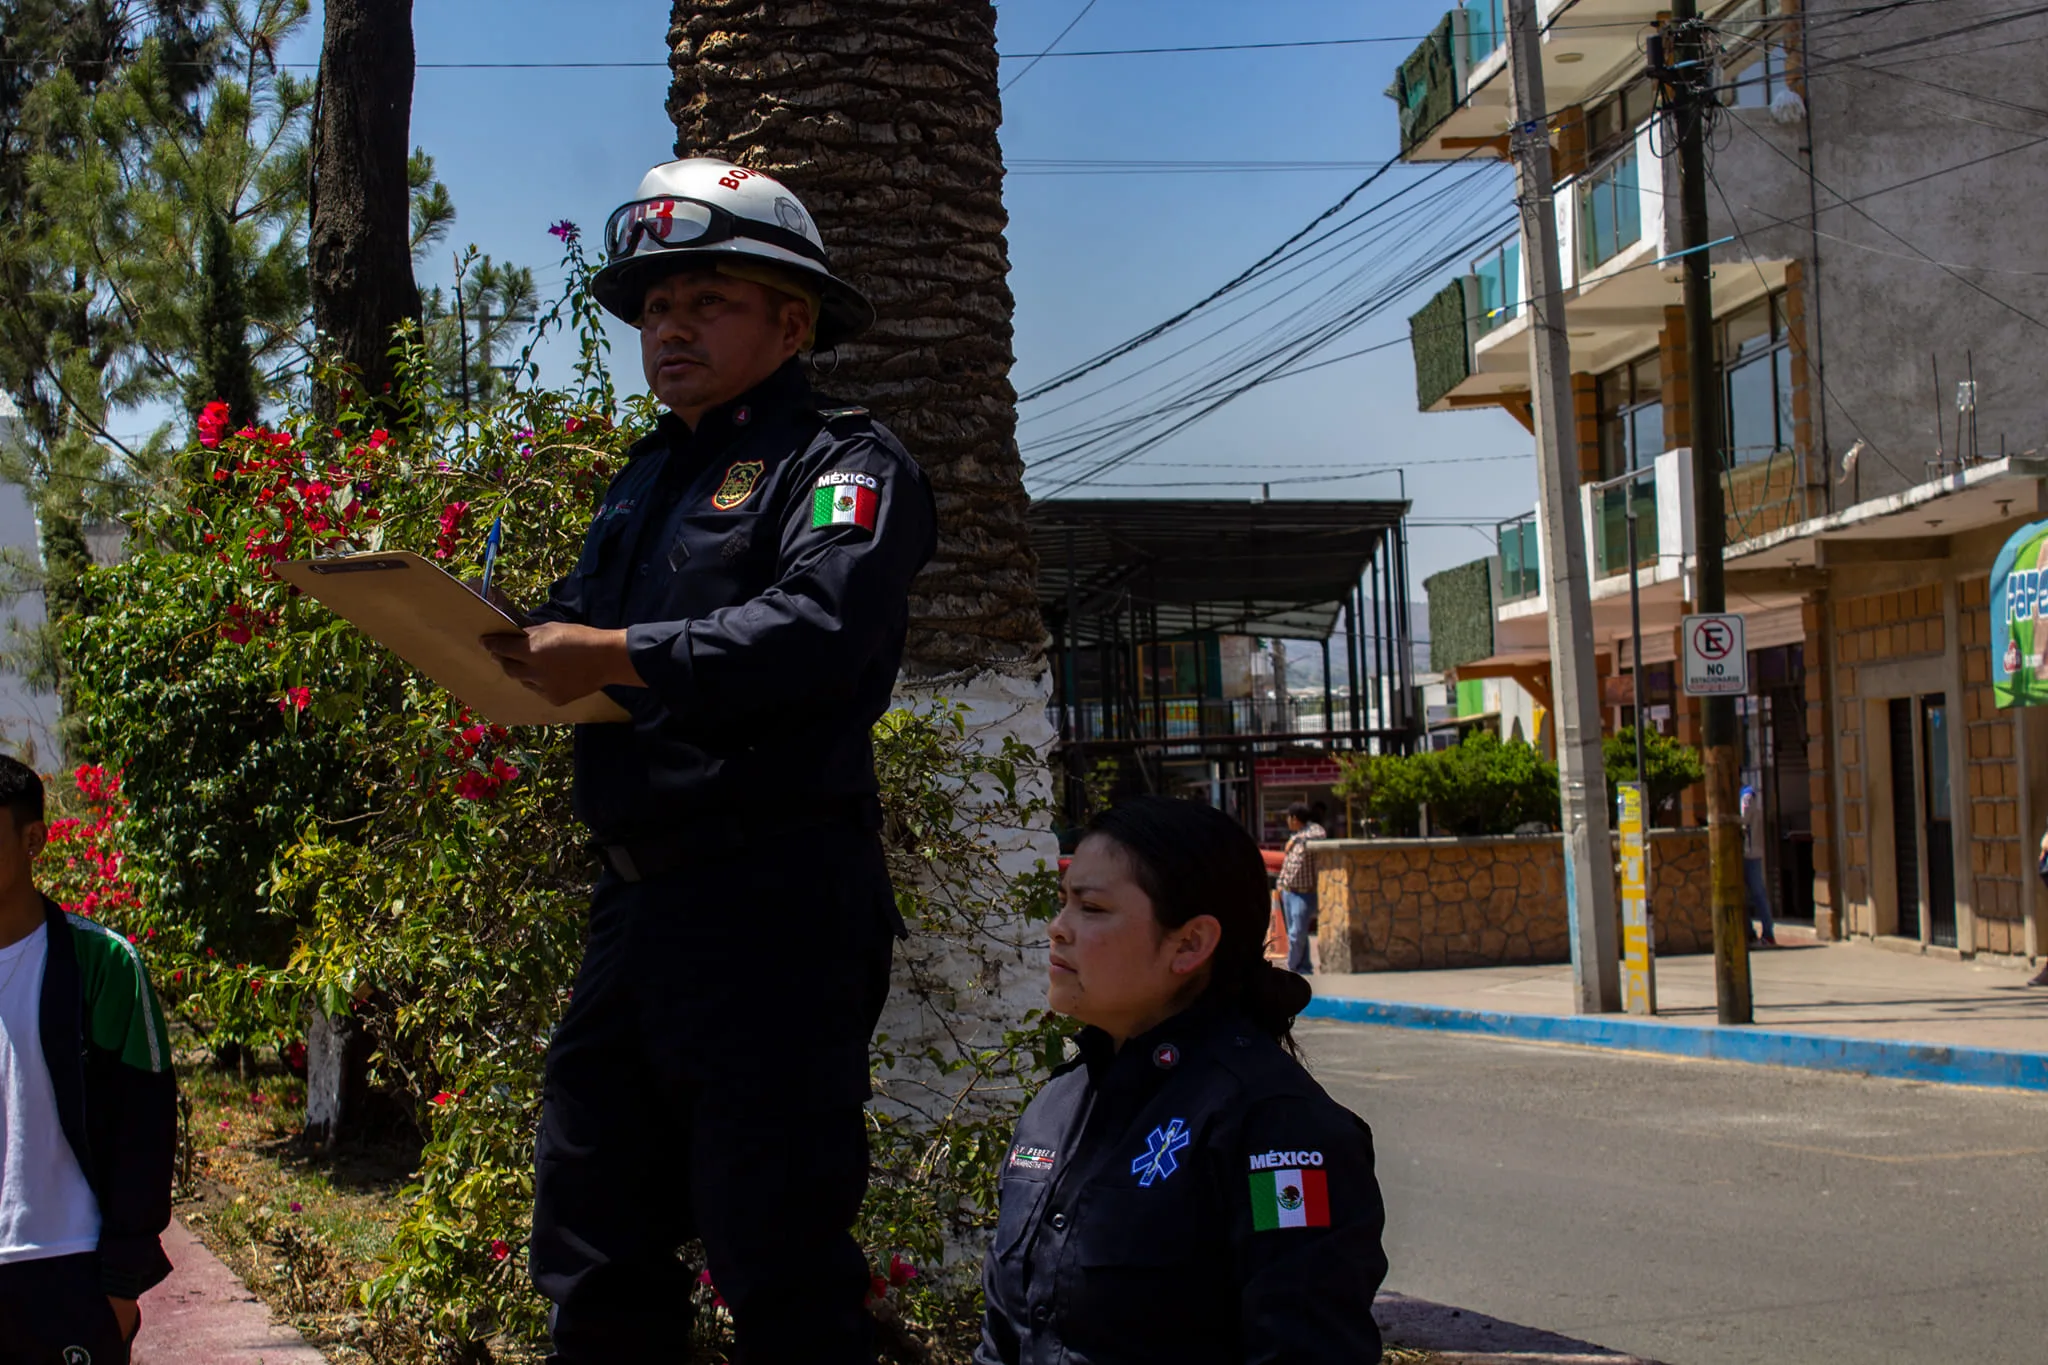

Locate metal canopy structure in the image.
[1033,498,1412,645]
[1031,497,1421,834]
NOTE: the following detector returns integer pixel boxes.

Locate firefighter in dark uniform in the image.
[482,158,936,1365]
[978,796,1388,1363]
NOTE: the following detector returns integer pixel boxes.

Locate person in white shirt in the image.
[0,756,176,1364]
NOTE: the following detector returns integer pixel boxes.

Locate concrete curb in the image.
[1375,1292,1666,1364]
[1302,996,2048,1092]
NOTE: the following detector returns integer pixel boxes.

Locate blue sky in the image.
[273,0,1537,584]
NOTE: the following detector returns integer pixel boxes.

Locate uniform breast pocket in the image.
[991,1172,1050,1258]
[576,513,631,577]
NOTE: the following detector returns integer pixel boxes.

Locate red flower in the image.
[196,400,232,449]
[491,1238,512,1261]
[431,1091,454,1106]
[696,1268,726,1309]
[888,1254,919,1287]
[435,501,472,560]
[279,686,311,714]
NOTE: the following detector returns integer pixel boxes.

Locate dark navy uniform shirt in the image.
[978,1003,1387,1365]
[532,360,937,843]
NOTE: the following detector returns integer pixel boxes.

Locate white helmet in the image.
[591,158,874,348]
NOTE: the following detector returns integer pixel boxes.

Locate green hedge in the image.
[1424,556,1496,673]
[1410,277,1474,411]
[1387,13,1459,154]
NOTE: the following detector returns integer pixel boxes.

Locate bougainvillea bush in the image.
[54,244,1060,1363]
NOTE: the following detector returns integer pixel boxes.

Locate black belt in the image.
[595,795,879,884]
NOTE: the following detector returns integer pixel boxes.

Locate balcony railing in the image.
[1498,512,1541,602]
[1591,467,1659,578]
[1058,696,1367,747]
[1578,144,1643,272]
[1461,0,1507,67]
[1472,238,1521,338]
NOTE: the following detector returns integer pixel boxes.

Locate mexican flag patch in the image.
[813,472,879,532]
[1249,1168,1330,1230]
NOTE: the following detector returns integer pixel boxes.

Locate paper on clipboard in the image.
[277,550,630,726]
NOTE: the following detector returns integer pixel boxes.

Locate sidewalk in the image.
[133,1220,325,1365]
[1305,931,2048,1088]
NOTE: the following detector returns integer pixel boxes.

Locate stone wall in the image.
[1312,830,1713,973]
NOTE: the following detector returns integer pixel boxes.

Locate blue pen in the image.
[480,516,503,600]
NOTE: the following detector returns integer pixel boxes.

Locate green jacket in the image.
[35,896,177,1297]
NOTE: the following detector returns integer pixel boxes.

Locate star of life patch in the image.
[1007,1144,1056,1173]
[812,470,879,532]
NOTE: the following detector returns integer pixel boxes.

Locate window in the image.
[1473,238,1521,335]
[1579,144,1644,271]
[1598,354,1664,478]
[1463,0,1506,67]
[1719,293,1795,468]
[1720,0,1793,109]
[1138,641,1203,697]
[1586,80,1657,164]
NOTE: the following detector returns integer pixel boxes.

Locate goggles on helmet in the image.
[602,196,827,268]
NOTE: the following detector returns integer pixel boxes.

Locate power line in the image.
[1002,0,1100,93]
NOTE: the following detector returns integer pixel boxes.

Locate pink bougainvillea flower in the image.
[196,400,232,449]
[278,686,311,714]
[431,1091,454,1106]
[697,1268,726,1308]
[491,1239,512,1261]
[218,1119,231,1132]
[289,1202,303,1213]
[888,1253,919,1287]
[548,220,580,244]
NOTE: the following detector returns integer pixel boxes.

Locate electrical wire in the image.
[1002,0,1100,93]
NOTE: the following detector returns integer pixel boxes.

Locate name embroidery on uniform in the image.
[1130,1117,1191,1187]
[600,498,637,522]
[812,471,880,532]
[1007,1144,1056,1173]
[712,460,765,511]
[1248,1166,1331,1230]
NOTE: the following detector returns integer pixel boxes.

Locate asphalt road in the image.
[1297,1020,2048,1365]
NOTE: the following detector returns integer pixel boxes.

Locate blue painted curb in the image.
[1300,995,2048,1092]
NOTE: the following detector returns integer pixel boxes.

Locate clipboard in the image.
[277,550,631,726]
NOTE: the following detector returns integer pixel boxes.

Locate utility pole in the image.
[1506,0,1620,1013]
[1667,0,1753,1023]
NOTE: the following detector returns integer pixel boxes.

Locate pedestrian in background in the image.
[1277,802,1324,975]
[1741,785,1777,946]
[2030,825,2048,986]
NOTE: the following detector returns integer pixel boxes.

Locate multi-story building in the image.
[1401,0,2048,964]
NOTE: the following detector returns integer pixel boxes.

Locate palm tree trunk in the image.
[668,0,1057,1277]
[667,0,1043,677]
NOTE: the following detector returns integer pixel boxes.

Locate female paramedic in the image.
[978,795,1388,1363]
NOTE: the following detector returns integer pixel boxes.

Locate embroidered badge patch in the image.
[1007,1144,1057,1173]
[812,471,880,532]
[712,460,765,511]
[1249,1167,1330,1229]
[1130,1117,1191,1187]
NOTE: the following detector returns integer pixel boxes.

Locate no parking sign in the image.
[1682,613,1747,696]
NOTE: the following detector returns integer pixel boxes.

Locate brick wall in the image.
[1837,584,1945,667]
[1312,830,1714,972]
[1960,574,2025,954]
